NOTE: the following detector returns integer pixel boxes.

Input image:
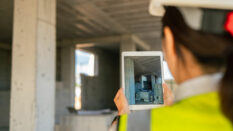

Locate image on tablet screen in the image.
[124,56,163,105]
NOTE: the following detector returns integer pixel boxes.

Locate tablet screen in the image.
[124,55,163,105]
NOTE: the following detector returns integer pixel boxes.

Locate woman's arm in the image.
[109,88,129,131]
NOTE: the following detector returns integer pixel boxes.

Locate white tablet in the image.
[122,51,164,110]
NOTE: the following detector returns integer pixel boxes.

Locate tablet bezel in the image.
[121,51,164,110]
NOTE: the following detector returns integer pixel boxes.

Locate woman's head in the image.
[162,7,229,83]
[162,6,233,123]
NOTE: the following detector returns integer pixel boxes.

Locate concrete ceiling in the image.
[57,0,162,50]
[0,0,162,50]
[127,56,161,76]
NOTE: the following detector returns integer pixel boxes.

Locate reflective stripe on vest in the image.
[118,110,151,131]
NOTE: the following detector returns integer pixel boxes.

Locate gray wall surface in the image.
[0,49,11,130]
[0,49,11,90]
[55,82,71,124]
[81,47,119,110]
[0,91,10,129]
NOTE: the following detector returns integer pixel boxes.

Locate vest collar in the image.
[174,72,223,102]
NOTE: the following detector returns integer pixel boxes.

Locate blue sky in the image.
[75,50,91,66]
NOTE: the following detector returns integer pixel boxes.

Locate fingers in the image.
[162,83,174,106]
[163,83,168,92]
[114,88,123,102]
[163,83,168,88]
[113,88,130,115]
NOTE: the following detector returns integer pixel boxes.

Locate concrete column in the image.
[124,58,135,105]
[120,34,136,88]
[10,0,56,131]
[120,35,136,52]
[61,46,76,107]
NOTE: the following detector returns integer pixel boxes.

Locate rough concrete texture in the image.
[0,49,11,130]
[10,0,56,130]
[57,114,115,131]
[61,46,76,107]
[55,82,71,124]
[0,91,10,128]
[81,47,119,110]
[0,49,11,90]
[55,47,76,125]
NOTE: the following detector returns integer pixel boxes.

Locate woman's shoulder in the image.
[150,92,232,130]
[152,92,219,116]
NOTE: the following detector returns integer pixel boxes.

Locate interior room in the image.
[0,0,231,130]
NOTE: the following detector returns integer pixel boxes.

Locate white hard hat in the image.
[149,0,233,16]
[149,0,233,36]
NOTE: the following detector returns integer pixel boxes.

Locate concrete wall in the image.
[0,49,11,90]
[0,91,10,130]
[55,82,70,124]
[0,48,11,131]
[55,46,76,124]
[56,114,115,131]
[81,47,119,110]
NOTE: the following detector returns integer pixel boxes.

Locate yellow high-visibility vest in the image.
[118,92,232,131]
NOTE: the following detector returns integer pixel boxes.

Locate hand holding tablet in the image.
[114,88,130,115]
[121,51,164,110]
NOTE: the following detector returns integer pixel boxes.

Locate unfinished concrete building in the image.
[0,0,163,131]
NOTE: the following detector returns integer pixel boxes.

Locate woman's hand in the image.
[163,83,174,106]
[114,84,173,115]
[114,88,130,115]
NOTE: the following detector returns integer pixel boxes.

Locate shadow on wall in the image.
[0,48,11,131]
[80,47,119,110]
[0,91,10,131]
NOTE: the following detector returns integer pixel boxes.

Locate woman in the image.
[111,7,233,131]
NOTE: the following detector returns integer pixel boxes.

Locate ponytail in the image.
[220,47,233,123]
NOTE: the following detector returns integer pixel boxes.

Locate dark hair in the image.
[162,7,233,123]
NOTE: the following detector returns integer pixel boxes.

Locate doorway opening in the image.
[75,49,96,110]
